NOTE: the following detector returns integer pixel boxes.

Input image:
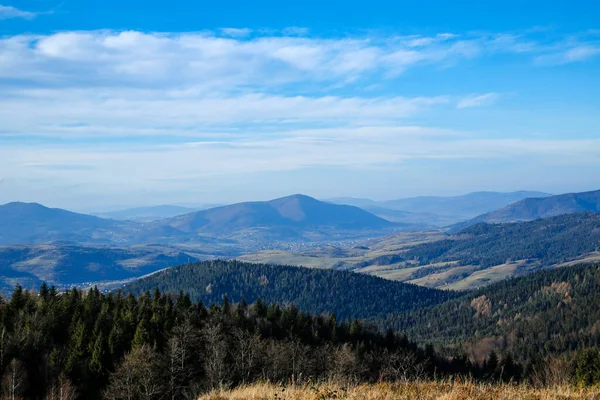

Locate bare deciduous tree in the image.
[2,358,26,400]
[231,327,262,384]
[104,345,163,400]
[202,322,230,389]
[529,357,572,388]
[330,344,366,384]
[381,349,428,382]
[165,319,199,400]
[45,379,76,400]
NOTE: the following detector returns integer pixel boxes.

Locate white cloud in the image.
[0,30,536,91]
[0,4,36,20]
[1,29,596,95]
[456,93,502,109]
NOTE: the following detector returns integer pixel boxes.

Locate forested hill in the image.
[123,260,457,320]
[389,263,600,361]
[405,212,600,269]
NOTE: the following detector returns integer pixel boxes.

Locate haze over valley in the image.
[1,189,599,292]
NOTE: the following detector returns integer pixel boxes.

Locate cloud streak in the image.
[0,4,36,20]
[456,93,502,109]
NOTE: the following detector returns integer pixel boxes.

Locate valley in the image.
[241,212,600,290]
[1,190,599,292]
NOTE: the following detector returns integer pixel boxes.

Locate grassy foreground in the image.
[198,381,600,400]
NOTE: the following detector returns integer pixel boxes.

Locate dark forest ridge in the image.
[123,259,457,321]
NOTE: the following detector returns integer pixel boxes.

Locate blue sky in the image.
[0,1,599,209]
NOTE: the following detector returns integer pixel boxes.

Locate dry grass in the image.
[198,380,600,400]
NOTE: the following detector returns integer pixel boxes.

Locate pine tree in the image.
[89,332,108,375]
[487,351,499,379]
[221,295,231,315]
[575,348,600,387]
[39,282,49,300]
[65,319,87,381]
[132,318,151,349]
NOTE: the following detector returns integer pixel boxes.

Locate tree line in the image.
[2,265,600,398]
[1,282,525,399]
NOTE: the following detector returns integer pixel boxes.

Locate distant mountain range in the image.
[452,189,600,231]
[327,191,552,226]
[0,194,402,246]
[3,189,599,292]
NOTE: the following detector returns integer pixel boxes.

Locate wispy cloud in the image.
[562,45,600,62]
[0,4,36,20]
[456,93,502,109]
[0,88,455,138]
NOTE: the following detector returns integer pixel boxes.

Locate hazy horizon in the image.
[0,188,579,213]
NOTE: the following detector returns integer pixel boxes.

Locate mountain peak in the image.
[159,194,394,236]
[269,193,317,201]
[2,201,48,209]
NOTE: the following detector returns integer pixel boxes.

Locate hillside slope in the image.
[376,212,600,289]
[123,260,457,320]
[389,263,600,361]
[406,212,600,267]
[453,189,600,230]
[158,194,394,233]
[240,213,600,290]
